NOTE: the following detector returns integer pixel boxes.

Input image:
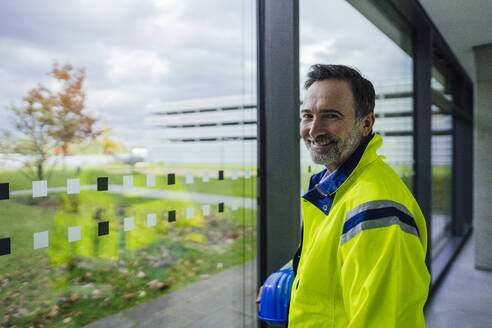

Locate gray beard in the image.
[304,122,362,168]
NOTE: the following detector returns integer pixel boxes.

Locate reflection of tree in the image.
[8,84,57,180]
[6,63,100,179]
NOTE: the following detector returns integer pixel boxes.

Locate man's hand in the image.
[256,285,263,312]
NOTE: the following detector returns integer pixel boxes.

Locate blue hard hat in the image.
[258,268,294,323]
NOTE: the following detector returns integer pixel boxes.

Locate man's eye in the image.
[323,114,339,119]
[301,114,312,120]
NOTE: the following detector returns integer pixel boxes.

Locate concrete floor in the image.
[85,260,257,328]
[425,235,492,328]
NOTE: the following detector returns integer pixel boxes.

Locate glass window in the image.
[430,66,454,259]
[0,1,256,327]
[300,0,414,192]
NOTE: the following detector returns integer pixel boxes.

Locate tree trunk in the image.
[62,144,68,175]
[37,162,43,180]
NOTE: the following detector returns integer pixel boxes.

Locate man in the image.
[258,64,430,327]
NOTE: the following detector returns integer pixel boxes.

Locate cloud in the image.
[105,48,170,83]
[0,0,412,148]
[299,0,412,82]
[0,0,256,147]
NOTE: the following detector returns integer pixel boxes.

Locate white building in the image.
[145,79,452,167]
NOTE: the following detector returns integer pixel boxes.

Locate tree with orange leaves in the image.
[7,62,100,180]
[49,63,100,157]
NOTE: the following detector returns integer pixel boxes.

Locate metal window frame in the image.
[256,2,300,325]
[401,0,473,292]
[412,18,433,273]
[256,0,474,320]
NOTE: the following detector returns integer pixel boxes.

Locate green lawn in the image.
[431,165,452,216]
[0,166,256,198]
[0,177,256,327]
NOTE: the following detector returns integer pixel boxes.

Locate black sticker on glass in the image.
[168,210,176,222]
[97,177,108,191]
[168,173,175,185]
[0,183,9,200]
[0,237,11,256]
[98,221,109,236]
[218,170,224,180]
[308,165,312,173]
[218,202,224,213]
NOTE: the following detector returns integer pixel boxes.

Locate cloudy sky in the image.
[0,0,411,148]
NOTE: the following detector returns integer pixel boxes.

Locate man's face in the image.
[300,80,370,172]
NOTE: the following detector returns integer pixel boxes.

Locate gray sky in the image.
[0,0,411,148]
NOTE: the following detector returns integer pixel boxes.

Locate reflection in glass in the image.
[431,91,454,258]
[0,1,257,327]
[300,0,414,191]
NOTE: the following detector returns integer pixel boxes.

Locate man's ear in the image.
[361,113,375,137]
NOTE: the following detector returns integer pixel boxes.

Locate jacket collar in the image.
[310,133,381,197]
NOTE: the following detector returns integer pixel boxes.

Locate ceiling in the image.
[418,0,492,82]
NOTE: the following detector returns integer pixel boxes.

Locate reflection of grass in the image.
[1,191,256,327]
[432,166,452,215]
[130,173,257,198]
[0,166,256,198]
[162,163,257,170]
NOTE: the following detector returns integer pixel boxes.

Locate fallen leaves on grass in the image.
[146,280,170,291]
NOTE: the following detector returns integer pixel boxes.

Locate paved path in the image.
[11,185,256,209]
[425,235,492,327]
[85,260,257,328]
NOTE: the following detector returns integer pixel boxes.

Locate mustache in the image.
[304,135,340,144]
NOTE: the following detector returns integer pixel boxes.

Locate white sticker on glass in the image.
[202,205,210,216]
[244,169,251,179]
[232,170,238,180]
[67,178,80,194]
[232,201,239,211]
[124,217,135,231]
[123,175,133,188]
[186,207,194,219]
[68,226,81,243]
[147,213,157,227]
[32,180,48,198]
[202,171,210,182]
[146,174,156,187]
[34,231,49,249]
[245,198,254,209]
[186,172,194,184]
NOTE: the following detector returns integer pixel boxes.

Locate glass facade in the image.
[299,0,414,192]
[296,0,472,293]
[430,68,454,258]
[0,1,257,327]
[0,1,475,327]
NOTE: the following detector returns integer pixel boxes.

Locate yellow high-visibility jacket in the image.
[289,134,430,327]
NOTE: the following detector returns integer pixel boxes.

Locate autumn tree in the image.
[9,84,58,180]
[49,63,99,157]
[7,63,100,180]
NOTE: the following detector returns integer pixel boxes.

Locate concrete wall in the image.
[474,43,492,270]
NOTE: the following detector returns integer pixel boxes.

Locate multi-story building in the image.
[144,79,452,169]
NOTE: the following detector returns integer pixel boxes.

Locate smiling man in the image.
[288,64,430,327]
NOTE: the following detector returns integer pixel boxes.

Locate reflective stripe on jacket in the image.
[288,133,430,328]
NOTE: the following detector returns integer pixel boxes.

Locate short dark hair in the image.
[304,64,375,119]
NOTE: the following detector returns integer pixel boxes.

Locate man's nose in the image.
[309,117,324,138]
